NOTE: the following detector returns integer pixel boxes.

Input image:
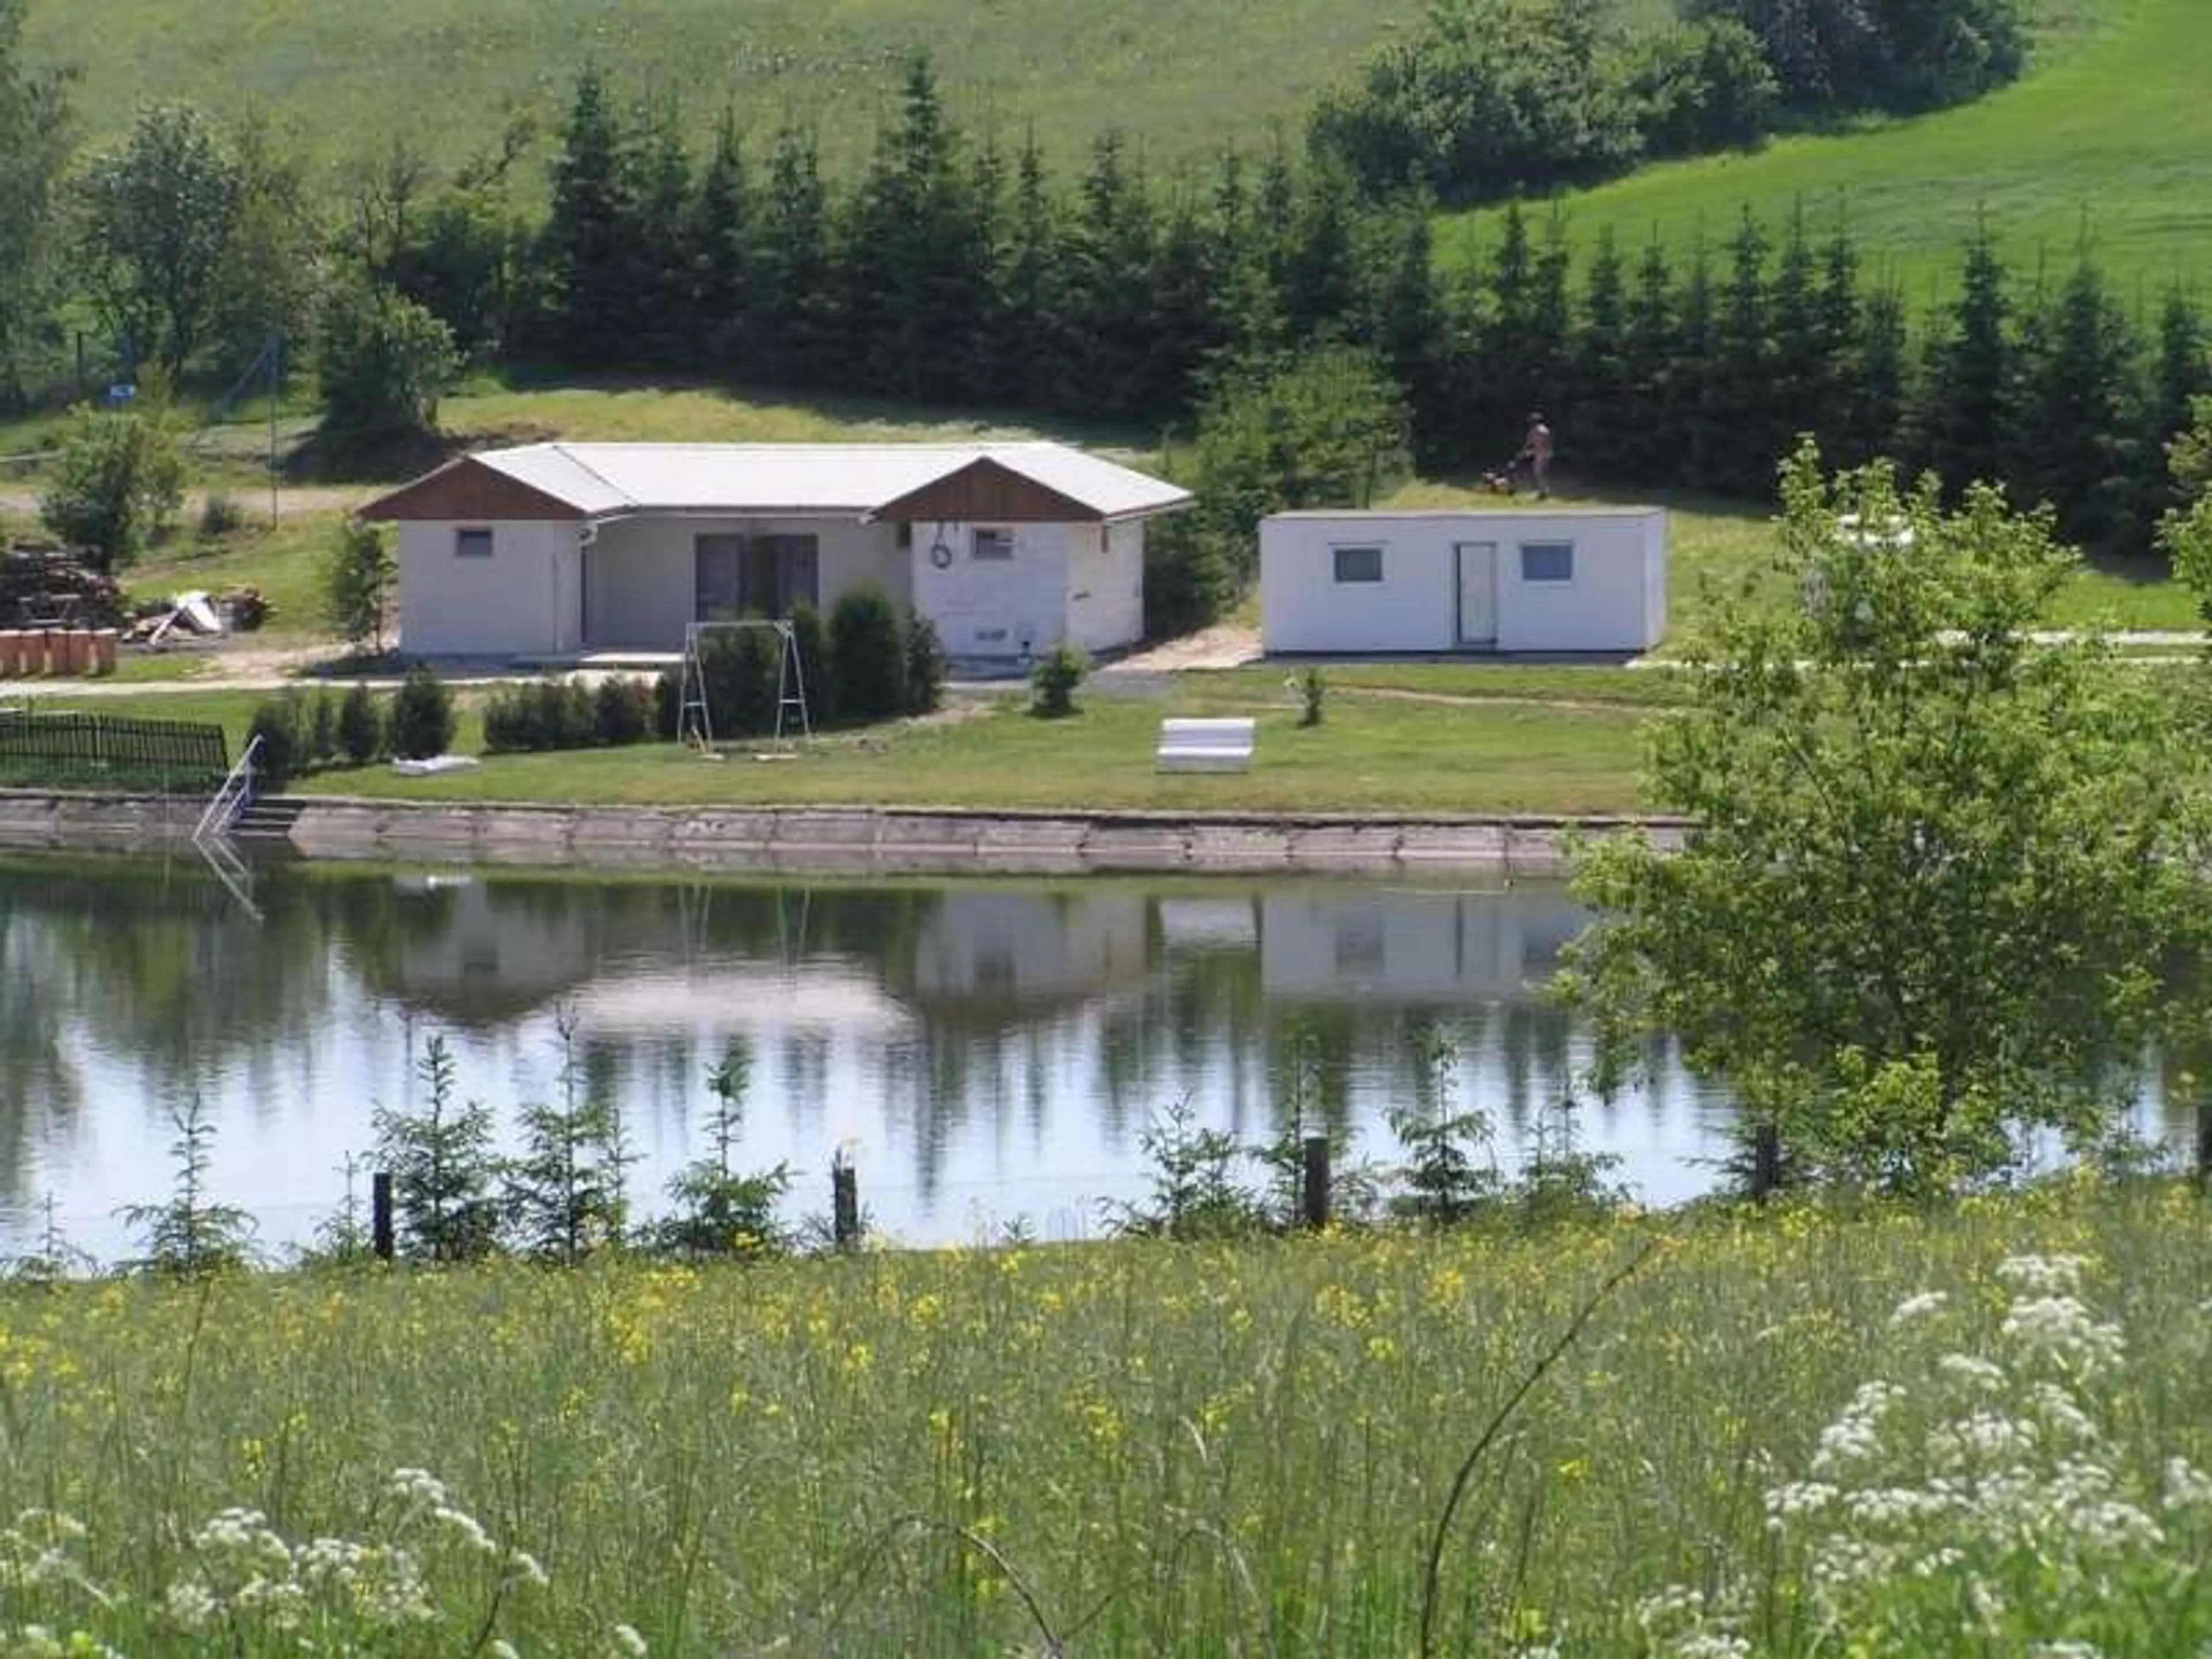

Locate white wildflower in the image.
[2165,1457,2212,1512]
[506,1548,550,1589]
[1668,1637,1751,1659]
[163,1579,219,1630]
[490,1642,521,1659]
[1999,1296,2126,1378]
[391,1467,450,1508]
[2029,1642,2105,1658]
[1891,1290,1949,1325]
[1995,1254,2090,1294]
[611,1624,649,1657]
[433,1503,497,1555]
[1937,1353,2008,1391]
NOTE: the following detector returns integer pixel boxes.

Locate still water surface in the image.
[7,854,2152,1261]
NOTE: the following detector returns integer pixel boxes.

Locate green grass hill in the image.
[21,0,1411,177]
[1437,0,2212,302]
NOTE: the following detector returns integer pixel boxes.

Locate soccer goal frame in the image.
[677,619,813,752]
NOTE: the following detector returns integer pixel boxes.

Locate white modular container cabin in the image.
[1259,508,1668,656]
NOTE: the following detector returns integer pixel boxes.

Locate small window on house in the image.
[1520,541,1574,583]
[895,521,913,550]
[1332,545,1384,584]
[455,527,494,559]
[973,527,1015,561]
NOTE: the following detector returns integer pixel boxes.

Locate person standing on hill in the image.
[1521,412,1554,499]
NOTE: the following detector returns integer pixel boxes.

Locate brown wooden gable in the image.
[873,457,1101,525]
[357,456,588,524]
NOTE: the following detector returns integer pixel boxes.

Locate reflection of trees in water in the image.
[0,907,85,1213]
[0,858,343,1143]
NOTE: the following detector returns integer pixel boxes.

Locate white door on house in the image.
[1455,541,1498,647]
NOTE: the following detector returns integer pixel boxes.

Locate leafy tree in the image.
[204,115,319,377]
[1687,0,2024,114]
[373,1035,499,1263]
[1178,344,1409,586]
[74,102,243,378]
[2171,395,2212,517]
[1563,441,2209,1194]
[0,0,73,403]
[316,277,459,454]
[323,518,398,654]
[118,1096,257,1275]
[1621,16,1777,156]
[1309,0,1640,205]
[37,403,184,571]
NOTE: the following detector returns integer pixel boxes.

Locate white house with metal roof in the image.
[358,441,1193,661]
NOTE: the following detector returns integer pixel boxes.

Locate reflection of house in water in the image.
[1260,888,1585,1004]
[893,890,1153,1029]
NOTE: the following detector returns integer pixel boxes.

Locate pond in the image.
[0,855,2188,1262]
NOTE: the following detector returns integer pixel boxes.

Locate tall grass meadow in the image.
[2,1181,2210,1653]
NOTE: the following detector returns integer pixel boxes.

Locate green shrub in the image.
[337,682,384,766]
[388,666,455,760]
[1143,514,1235,637]
[592,677,652,745]
[698,626,781,740]
[1029,643,1088,718]
[245,697,303,791]
[827,584,907,724]
[903,610,946,715]
[1299,666,1327,728]
[196,491,246,540]
[654,668,682,740]
[480,683,536,754]
[316,274,460,453]
[786,603,831,725]
[306,688,338,765]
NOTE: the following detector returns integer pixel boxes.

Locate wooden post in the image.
[831,1156,860,1251]
[1751,1121,1782,1203]
[371,1172,395,1262]
[1301,1135,1331,1232]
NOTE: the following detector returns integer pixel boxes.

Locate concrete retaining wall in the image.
[0,790,1691,877]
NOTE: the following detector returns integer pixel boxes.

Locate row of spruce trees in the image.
[400,59,2206,567]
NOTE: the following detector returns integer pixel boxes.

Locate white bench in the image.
[1156,717,1255,774]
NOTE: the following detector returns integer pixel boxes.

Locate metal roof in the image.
[465,441,1191,521]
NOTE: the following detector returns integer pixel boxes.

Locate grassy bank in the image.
[19,0,1408,178]
[1437,0,2211,302]
[3,1186,2209,1653]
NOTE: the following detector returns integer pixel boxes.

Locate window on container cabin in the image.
[1520,541,1573,582]
[455,527,494,559]
[972,527,1015,560]
[1332,545,1384,584]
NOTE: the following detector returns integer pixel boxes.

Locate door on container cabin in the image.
[1454,541,1498,648]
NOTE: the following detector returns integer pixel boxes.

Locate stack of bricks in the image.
[0,628,119,677]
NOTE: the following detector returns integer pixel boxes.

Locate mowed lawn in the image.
[2,1189,2209,1654]
[1436,0,2212,302]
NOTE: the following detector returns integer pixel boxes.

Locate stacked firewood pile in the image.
[1,544,126,630]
